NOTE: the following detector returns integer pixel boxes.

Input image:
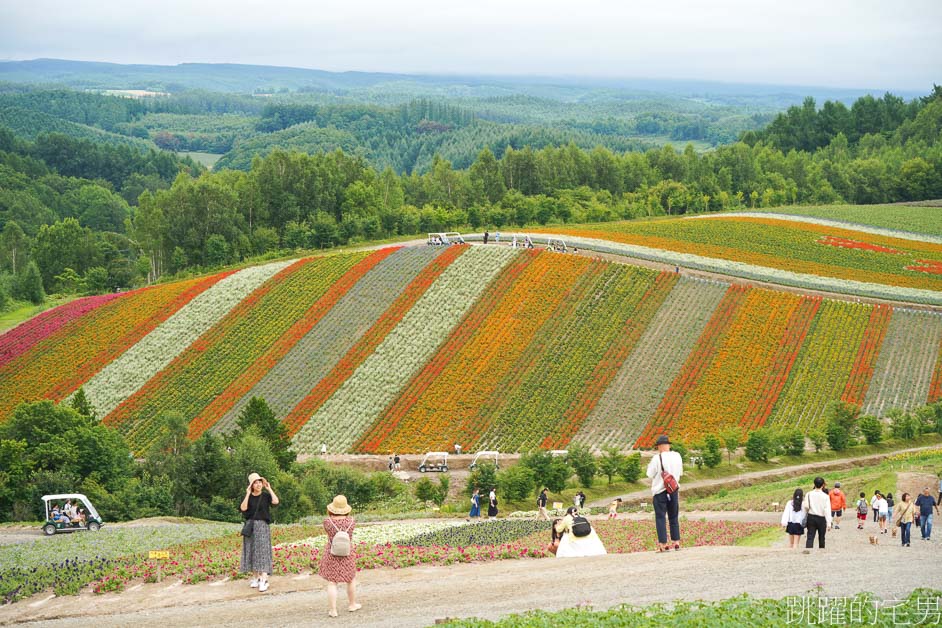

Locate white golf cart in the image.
[427,232,466,246]
[41,494,104,535]
[418,451,449,473]
[546,237,568,253]
[469,450,500,470]
[549,449,569,458]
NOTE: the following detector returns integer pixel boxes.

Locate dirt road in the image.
[4,512,940,628]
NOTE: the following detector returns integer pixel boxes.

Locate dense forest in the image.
[0,86,940,310]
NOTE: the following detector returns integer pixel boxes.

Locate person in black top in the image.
[240,472,279,593]
[537,488,550,520]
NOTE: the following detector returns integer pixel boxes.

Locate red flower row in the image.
[841,304,892,406]
[817,235,904,255]
[740,296,821,431]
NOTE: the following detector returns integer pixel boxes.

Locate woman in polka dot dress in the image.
[319,495,361,617]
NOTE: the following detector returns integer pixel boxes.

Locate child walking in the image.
[608,498,622,519]
[856,492,868,529]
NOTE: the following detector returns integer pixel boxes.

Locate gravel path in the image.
[4,511,940,628]
[588,443,942,508]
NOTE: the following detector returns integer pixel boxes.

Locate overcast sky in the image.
[1,0,940,89]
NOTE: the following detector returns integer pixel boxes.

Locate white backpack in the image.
[327,518,351,557]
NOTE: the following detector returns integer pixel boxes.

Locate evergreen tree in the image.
[236,397,295,470]
[68,387,96,421]
[13,261,44,305]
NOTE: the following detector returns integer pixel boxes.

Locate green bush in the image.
[619,453,642,483]
[702,435,723,468]
[824,400,860,451]
[467,462,498,497]
[783,429,806,457]
[744,429,772,463]
[888,408,920,440]
[497,464,536,501]
[566,443,597,488]
[858,415,884,444]
[598,447,625,484]
[519,451,570,493]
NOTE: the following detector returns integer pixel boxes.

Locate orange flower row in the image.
[358,251,586,453]
[665,288,804,445]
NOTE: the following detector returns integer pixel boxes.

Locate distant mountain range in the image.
[0,58,924,106]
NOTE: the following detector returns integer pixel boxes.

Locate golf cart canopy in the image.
[42,494,101,520]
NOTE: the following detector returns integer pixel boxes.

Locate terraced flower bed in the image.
[535,215,942,292]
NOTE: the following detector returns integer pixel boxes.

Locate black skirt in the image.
[487,503,498,517]
[786,522,805,535]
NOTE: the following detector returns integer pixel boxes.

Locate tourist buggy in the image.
[427,232,466,246]
[418,451,449,473]
[469,450,500,470]
[546,237,568,253]
[41,494,104,535]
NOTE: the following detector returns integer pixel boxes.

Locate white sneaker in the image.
[249,578,259,588]
[259,580,269,593]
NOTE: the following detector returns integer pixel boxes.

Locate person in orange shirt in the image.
[829,481,847,530]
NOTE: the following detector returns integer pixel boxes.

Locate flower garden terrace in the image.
[1,216,941,455]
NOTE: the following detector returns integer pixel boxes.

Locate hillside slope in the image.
[2,236,940,455]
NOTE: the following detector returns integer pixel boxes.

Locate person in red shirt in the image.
[829,481,847,530]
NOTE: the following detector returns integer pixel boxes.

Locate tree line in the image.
[1,88,940,304]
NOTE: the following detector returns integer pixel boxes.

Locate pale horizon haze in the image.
[1,0,940,90]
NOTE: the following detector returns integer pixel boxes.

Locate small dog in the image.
[868,535,879,545]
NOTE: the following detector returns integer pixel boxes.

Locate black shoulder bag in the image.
[241,493,263,537]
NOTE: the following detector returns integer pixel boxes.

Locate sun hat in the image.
[655,435,671,446]
[247,472,262,486]
[327,494,352,515]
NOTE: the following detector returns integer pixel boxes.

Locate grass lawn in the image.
[756,203,942,237]
[0,296,78,333]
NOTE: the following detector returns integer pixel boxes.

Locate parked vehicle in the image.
[469,450,500,470]
[418,451,449,473]
[41,494,104,535]
[427,232,465,246]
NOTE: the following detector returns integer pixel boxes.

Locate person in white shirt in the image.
[802,477,833,550]
[870,491,880,524]
[781,488,807,549]
[876,493,889,535]
[645,434,684,552]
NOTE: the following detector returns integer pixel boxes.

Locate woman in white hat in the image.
[240,472,279,592]
[320,495,361,617]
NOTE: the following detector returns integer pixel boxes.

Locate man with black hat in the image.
[646,434,684,552]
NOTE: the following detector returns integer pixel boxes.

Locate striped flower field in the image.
[2,234,940,454]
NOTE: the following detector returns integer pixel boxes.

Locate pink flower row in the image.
[0,293,123,368]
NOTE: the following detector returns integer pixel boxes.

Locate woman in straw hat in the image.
[320,495,361,617]
[240,473,279,592]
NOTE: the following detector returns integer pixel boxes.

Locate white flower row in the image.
[211,247,444,434]
[688,212,942,245]
[278,520,467,549]
[292,246,517,453]
[573,276,730,451]
[862,308,942,417]
[80,260,295,418]
[539,234,942,306]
